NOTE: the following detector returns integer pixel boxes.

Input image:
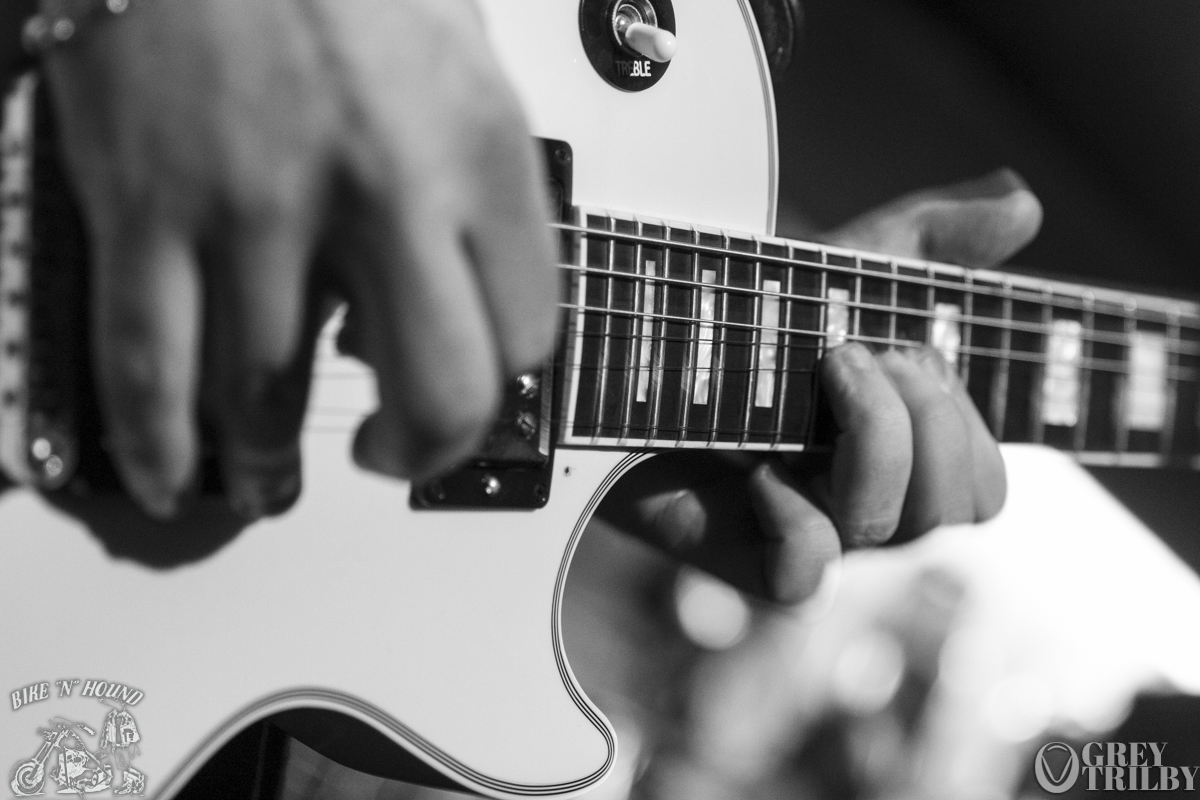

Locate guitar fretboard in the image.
[557,208,1200,468]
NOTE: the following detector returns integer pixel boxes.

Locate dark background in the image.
[771,0,1200,570]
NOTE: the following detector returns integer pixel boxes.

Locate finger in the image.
[748,461,842,603]
[878,348,975,538]
[92,224,202,519]
[334,199,500,480]
[596,453,785,600]
[824,168,1043,269]
[463,94,559,374]
[818,343,913,547]
[203,219,315,520]
[945,361,1007,521]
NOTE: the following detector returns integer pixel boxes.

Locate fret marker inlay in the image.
[1126,331,1168,432]
[932,302,962,365]
[1042,318,1083,426]
[693,269,718,404]
[826,287,850,347]
[636,260,658,403]
[755,279,781,407]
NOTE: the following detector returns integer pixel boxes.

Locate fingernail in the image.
[835,341,874,369]
[915,346,956,391]
[120,465,181,521]
[139,487,180,520]
[225,444,302,521]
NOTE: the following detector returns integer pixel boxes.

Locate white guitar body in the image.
[1,1,775,798]
[2,2,1190,799]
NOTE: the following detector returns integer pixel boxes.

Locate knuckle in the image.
[403,378,499,471]
[909,392,963,434]
[222,364,309,436]
[827,342,876,375]
[224,179,304,231]
[769,532,839,604]
[651,490,707,551]
[467,92,534,175]
[95,335,176,419]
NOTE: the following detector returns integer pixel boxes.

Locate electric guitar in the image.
[2,1,1199,798]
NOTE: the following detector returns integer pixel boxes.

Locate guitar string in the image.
[306,344,1191,443]
[551,223,1200,329]
[557,263,1200,356]
[308,325,1195,424]
[548,330,1199,380]
[552,299,1200,375]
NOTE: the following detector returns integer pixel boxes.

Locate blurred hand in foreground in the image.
[43,0,557,520]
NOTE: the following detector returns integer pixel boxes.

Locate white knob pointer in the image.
[623,22,677,62]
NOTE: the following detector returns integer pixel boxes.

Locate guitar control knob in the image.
[619,21,676,62]
[611,1,676,63]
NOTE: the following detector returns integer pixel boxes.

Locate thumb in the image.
[823,168,1043,269]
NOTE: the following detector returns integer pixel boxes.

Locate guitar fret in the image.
[741,245,764,445]
[1085,306,1123,453]
[772,243,796,447]
[647,246,667,442]
[1174,322,1200,460]
[1030,292,1053,444]
[590,216,616,441]
[564,211,613,440]
[1161,315,1182,460]
[634,252,656,405]
[1115,308,1136,453]
[617,223,642,442]
[554,209,1200,464]
[960,272,974,386]
[818,254,830,348]
[853,257,863,340]
[925,265,936,352]
[754,276,781,407]
[796,247,823,448]
[677,225,699,441]
[562,212,587,440]
[991,282,1013,437]
[888,262,899,348]
[1073,297,1095,452]
[707,237,730,443]
[858,255,891,347]
[692,269,717,405]
[713,236,759,443]
[1123,315,1170,454]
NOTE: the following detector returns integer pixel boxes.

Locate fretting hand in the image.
[41,0,557,520]
[598,169,1043,602]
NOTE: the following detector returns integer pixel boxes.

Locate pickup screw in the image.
[482,474,502,497]
[28,432,72,487]
[517,373,539,398]
[427,481,446,503]
[31,437,63,481]
[516,412,537,439]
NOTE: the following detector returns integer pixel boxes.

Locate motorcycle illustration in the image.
[10,718,113,796]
